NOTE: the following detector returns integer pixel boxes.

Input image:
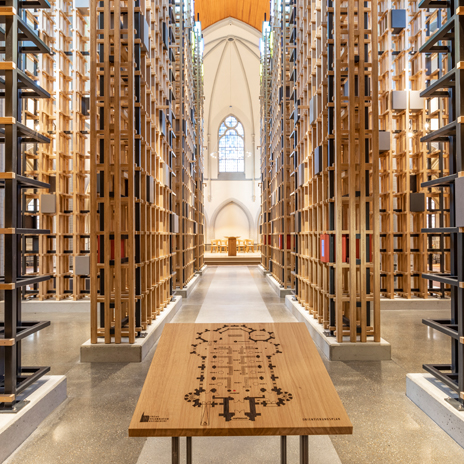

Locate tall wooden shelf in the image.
[276,0,381,342]
[153,0,176,314]
[172,0,196,291]
[292,0,326,324]
[0,0,52,410]
[54,0,73,299]
[70,2,91,300]
[35,2,56,300]
[27,0,91,301]
[377,1,449,299]
[418,0,463,406]
[90,0,175,343]
[405,2,429,298]
[193,21,205,273]
[260,21,271,272]
[267,0,294,290]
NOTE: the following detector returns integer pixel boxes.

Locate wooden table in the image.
[129,323,352,463]
[224,236,240,256]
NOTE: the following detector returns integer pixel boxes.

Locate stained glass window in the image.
[218,116,245,172]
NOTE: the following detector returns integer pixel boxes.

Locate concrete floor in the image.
[5,266,464,464]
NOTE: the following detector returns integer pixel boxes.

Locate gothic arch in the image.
[210,198,254,239]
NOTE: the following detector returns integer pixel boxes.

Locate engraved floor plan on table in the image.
[129,323,353,437]
[185,324,292,424]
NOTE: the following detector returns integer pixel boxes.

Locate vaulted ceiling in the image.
[195,0,270,31]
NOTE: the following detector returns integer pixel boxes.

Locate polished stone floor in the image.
[5,266,464,464]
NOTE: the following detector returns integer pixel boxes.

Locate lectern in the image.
[224,236,240,256]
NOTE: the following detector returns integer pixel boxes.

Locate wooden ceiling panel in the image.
[195,0,269,32]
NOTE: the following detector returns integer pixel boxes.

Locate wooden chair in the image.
[245,239,255,253]
[211,239,219,253]
[220,239,228,253]
[237,239,245,253]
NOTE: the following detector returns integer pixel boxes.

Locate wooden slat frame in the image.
[281,0,381,343]
[173,0,197,291]
[90,0,176,344]
[265,0,294,291]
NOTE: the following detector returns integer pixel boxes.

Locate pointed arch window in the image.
[218,116,245,172]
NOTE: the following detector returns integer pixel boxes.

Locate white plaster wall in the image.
[215,204,249,239]
[203,18,261,244]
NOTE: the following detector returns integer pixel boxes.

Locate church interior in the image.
[1,0,464,463]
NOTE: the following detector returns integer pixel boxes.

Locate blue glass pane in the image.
[225,116,237,127]
[218,116,244,172]
[236,122,244,136]
[219,123,227,136]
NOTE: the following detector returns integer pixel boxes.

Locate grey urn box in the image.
[309,95,318,125]
[379,131,391,153]
[456,177,464,227]
[298,163,305,187]
[75,0,89,13]
[390,9,406,34]
[392,91,407,111]
[164,164,171,187]
[171,213,179,234]
[146,175,155,204]
[409,90,424,112]
[41,193,56,214]
[410,192,425,212]
[75,256,90,276]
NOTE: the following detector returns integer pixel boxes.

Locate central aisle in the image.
[137,265,343,464]
[195,266,274,323]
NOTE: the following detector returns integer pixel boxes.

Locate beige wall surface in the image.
[203,18,262,243]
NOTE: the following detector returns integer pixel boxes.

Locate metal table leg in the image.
[300,436,309,464]
[172,437,180,464]
[280,436,287,464]
[186,437,192,464]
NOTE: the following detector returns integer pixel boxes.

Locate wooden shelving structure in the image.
[284,0,381,342]
[0,0,52,410]
[259,21,271,272]
[70,2,91,299]
[28,0,91,301]
[193,20,205,273]
[90,0,175,343]
[33,4,55,302]
[52,0,73,299]
[407,1,429,298]
[377,1,449,299]
[154,0,176,314]
[292,0,322,322]
[172,0,196,291]
[266,0,294,290]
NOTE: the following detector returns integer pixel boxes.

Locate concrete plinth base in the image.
[196,264,208,276]
[285,296,391,361]
[258,264,270,275]
[407,373,464,448]
[0,375,67,463]
[381,297,450,310]
[175,273,201,298]
[0,299,90,313]
[80,296,182,363]
[265,274,293,298]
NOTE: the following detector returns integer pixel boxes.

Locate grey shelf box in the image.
[41,194,56,214]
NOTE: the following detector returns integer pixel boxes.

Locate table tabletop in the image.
[129,323,352,437]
